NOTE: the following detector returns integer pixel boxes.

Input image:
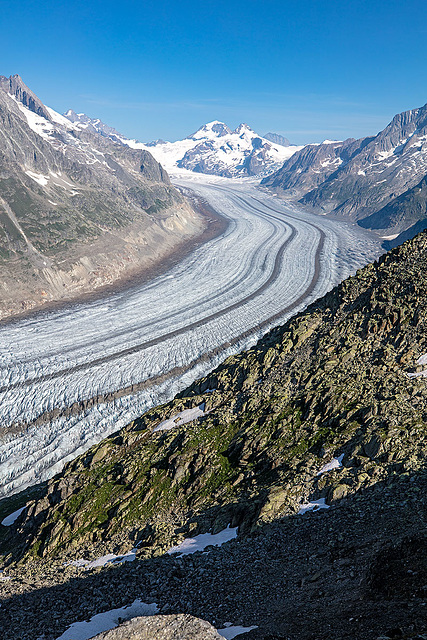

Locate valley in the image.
[0,174,381,498]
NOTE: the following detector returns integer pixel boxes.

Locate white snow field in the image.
[0,175,382,496]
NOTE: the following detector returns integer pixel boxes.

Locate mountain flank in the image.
[0,75,205,320]
[6,228,427,558]
[262,102,427,243]
[1,231,427,638]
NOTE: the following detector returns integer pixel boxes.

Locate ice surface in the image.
[316,454,344,476]
[153,403,206,432]
[0,176,383,497]
[298,498,330,515]
[54,599,158,640]
[167,525,238,555]
[217,626,258,639]
[1,505,26,526]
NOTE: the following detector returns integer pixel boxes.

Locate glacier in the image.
[0,175,382,496]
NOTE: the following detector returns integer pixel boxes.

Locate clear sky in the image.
[1,0,427,144]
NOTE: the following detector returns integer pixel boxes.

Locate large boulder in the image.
[91,614,222,639]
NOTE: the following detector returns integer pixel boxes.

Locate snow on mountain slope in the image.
[0,74,198,320]
[64,109,129,145]
[63,115,303,178]
[262,102,427,238]
[153,121,303,177]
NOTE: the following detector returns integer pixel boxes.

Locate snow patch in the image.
[65,548,138,569]
[25,170,49,186]
[407,353,427,378]
[298,498,330,515]
[153,403,206,432]
[54,599,158,640]
[1,505,26,526]
[380,233,399,240]
[316,454,344,476]
[217,626,258,639]
[167,525,238,555]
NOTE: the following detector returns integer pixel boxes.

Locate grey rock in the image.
[263,132,291,147]
[91,614,222,639]
[63,109,130,145]
[0,75,198,319]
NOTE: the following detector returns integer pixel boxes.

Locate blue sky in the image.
[1,0,427,144]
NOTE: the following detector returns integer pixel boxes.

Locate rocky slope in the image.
[1,232,427,638]
[262,102,427,239]
[0,75,202,319]
[63,109,129,145]
[2,229,427,561]
[110,120,303,177]
[359,173,427,249]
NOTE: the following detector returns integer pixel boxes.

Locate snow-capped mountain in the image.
[63,109,127,145]
[63,117,302,178]
[262,102,427,241]
[175,121,302,177]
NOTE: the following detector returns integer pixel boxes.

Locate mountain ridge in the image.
[262,102,427,241]
[3,229,427,563]
[0,75,204,320]
[68,116,304,178]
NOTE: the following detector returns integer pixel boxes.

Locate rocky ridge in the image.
[3,230,427,561]
[0,75,203,319]
[1,233,427,638]
[262,103,427,241]
[262,132,291,147]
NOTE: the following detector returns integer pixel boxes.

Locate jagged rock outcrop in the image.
[0,74,51,119]
[0,75,203,319]
[4,230,427,562]
[92,615,222,639]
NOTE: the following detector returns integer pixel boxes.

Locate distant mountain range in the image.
[262,104,427,245]
[0,75,201,319]
[62,113,302,178]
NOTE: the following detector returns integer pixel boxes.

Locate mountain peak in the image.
[263,132,291,147]
[0,74,51,120]
[234,123,255,134]
[188,121,232,140]
[63,109,128,143]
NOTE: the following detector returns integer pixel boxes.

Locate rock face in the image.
[262,132,290,146]
[92,615,222,640]
[262,103,427,239]
[5,230,427,562]
[360,173,427,248]
[0,75,202,319]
